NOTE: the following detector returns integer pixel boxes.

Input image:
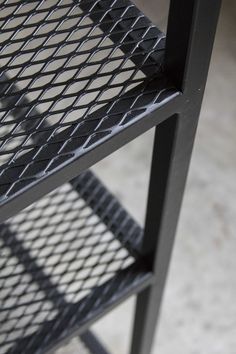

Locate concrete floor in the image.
[57,1,236,353]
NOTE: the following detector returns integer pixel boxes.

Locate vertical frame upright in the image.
[130,1,222,353]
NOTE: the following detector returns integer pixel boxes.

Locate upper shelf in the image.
[0,0,180,222]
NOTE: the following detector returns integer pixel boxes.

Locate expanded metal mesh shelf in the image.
[0,170,152,354]
[0,0,179,222]
[0,0,220,353]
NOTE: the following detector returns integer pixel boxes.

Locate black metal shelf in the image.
[0,0,180,223]
[0,170,152,354]
[0,0,221,353]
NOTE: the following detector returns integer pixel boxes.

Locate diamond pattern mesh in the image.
[0,0,176,209]
[0,171,146,354]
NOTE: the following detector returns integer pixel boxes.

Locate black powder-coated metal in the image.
[130,1,222,354]
[0,170,152,354]
[0,0,221,353]
[0,0,179,223]
[80,330,110,354]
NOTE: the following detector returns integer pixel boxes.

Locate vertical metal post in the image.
[130,1,221,354]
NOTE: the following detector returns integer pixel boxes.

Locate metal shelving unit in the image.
[0,1,221,353]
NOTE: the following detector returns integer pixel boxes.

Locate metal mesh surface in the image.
[0,171,148,354]
[0,0,176,211]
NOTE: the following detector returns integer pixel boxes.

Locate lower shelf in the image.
[0,171,152,354]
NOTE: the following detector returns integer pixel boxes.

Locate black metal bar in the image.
[165,0,222,93]
[130,1,222,353]
[0,88,181,224]
[130,113,197,354]
[80,330,110,354]
[129,112,201,354]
